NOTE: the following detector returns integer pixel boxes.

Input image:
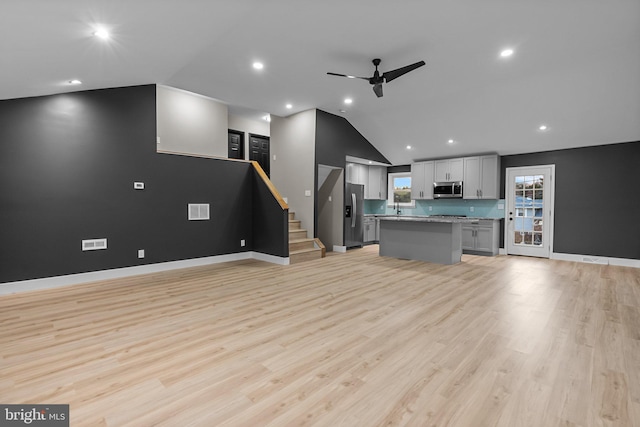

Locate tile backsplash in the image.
[364,198,505,218]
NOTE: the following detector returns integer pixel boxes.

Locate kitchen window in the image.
[387,172,415,208]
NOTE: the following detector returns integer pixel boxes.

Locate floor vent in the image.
[582,257,608,265]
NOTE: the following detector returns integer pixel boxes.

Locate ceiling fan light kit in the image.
[328,58,426,98]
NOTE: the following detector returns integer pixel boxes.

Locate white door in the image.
[506,165,555,258]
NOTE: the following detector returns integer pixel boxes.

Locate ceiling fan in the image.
[327,58,426,98]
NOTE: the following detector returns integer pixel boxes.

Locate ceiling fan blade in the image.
[382,61,426,83]
[373,83,383,98]
[327,72,369,80]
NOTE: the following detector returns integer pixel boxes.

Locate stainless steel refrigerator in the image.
[344,183,364,248]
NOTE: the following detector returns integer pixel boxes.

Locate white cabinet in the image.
[411,161,435,199]
[346,163,368,186]
[461,219,500,255]
[366,166,387,200]
[348,163,386,199]
[463,155,500,199]
[435,158,463,182]
[364,217,377,243]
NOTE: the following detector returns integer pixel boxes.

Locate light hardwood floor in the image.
[1,246,639,426]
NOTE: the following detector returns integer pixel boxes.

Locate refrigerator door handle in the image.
[351,193,357,228]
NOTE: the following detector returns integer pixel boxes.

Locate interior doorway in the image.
[228,129,244,159]
[505,165,555,258]
[317,165,344,252]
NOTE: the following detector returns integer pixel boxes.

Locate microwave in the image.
[433,181,463,198]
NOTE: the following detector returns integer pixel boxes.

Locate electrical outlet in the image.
[138,249,145,258]
[156,137,161,144]
[241,239,246,247]
[273,154,276,161]
[428,206,433,211]
[498,203,505,210]
[470,206,475,212]
[134,182,144,190]
[328,196,332,202]
[305,190,311,197]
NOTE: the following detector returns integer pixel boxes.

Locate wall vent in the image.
[188,204,210,221]
[82,238,107,251]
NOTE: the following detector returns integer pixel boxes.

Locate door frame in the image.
[505,164,556,258]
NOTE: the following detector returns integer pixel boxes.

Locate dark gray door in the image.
[228,129,244,159]
[249,134,270,176]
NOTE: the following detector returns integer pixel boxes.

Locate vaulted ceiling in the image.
[2,0,639,164]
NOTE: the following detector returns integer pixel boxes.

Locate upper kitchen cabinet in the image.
[366,166,387,200]
[346,162,368,186]
[435,158,463,182]
[411,161,435,199]
[463,155,500,199]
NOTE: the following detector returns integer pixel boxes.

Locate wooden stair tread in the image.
[289,247,322,255]
[289,237,315,243]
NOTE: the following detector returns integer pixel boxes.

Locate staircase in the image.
[288,211,325,264]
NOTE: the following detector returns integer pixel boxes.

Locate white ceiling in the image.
[2,0,639,165]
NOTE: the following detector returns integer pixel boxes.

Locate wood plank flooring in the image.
[1,246,639,426]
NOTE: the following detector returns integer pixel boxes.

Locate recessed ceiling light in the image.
[500,48,514,58]
[368,161,373,164]
[344,98,353,105]
[252,62,264,70]
[285,103,292,109]
[339,109,346,113]
[406,145,412,150]
[448,139,454,144]
[538,124,548,131]
[347,75,356,79]
[68,79,82,85]
[93,29,110,40]
[262,114,271,122]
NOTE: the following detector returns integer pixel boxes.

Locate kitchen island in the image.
[378,216,475,265]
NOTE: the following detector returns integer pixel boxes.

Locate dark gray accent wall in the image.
[315,109,390,168]
[314,109,391,237]
[500,141,640,259]
[252,171,288,257]
[388,165,411,174]
[0,85,286,284]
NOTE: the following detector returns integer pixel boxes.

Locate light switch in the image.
[470,206,475,212]
[328,196,332,202]
[305,190,311,197]
[138,249,145,258]
[498,203,505,210]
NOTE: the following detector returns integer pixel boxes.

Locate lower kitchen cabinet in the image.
[364,217,377,243]
[461,219,500,255]
[364,217,381,243]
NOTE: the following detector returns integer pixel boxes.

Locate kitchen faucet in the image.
[395,202,402,215]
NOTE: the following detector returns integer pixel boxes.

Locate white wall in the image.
[156,85,228,157]
[228,113,270,160]
[270,110,316,236]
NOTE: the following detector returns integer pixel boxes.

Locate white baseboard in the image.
[551,252,640,268]
[333,245,347,253]
[499,248,507,255]
[252,252,290,265]
[0,251,289,296]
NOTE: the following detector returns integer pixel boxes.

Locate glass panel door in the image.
[506,166,554,258]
